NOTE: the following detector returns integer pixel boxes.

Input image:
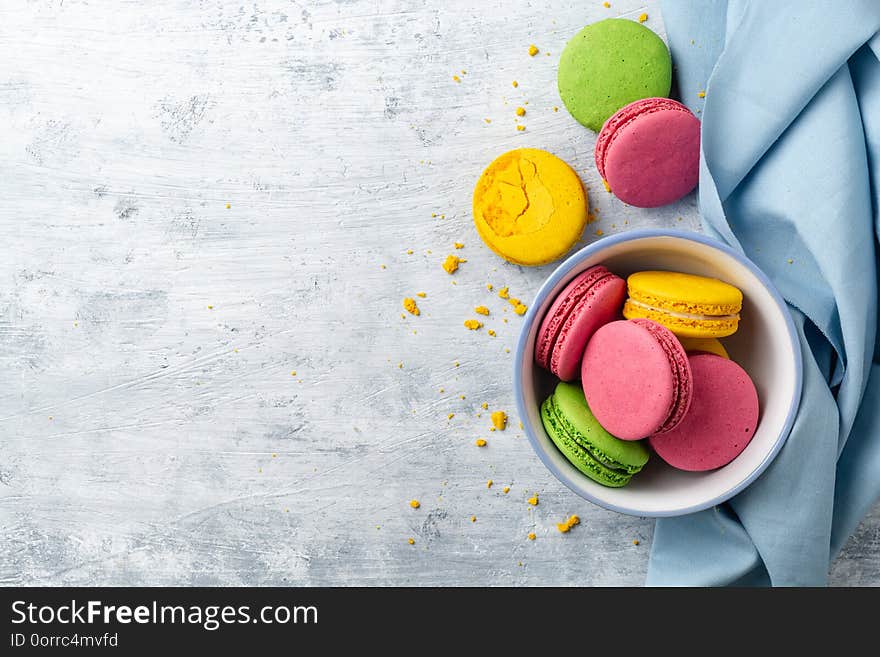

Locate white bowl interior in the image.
[519,235,800,516]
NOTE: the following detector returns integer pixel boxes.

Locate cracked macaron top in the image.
[473,148,587,266]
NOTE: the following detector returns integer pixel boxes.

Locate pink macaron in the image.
[535,265,626,381]
[595,97,700,208]
[581,318,692,440]
[649,354,760,471]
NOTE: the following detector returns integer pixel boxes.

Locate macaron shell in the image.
[598,99,700,207]
[551,274,626,381]
[558,19,672,131]
[534,265,613,370]
[473,148,587,266]
[678,336,729,359]
[582,319,678,440]
[649,354,760,471]
[631,318,692,434]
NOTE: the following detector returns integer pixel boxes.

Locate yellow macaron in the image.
[473,148,587,266]
[622,271,743,338]
[678,336,730,358]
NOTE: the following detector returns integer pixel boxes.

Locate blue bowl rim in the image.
[513,228,803,518]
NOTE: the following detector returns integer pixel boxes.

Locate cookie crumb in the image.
[410,499,420,509]
[487,479,493,489]
[512,80,519,88]
[464,319,483,330]
[556,514,580,533]
[528,44,539,56]
[638,12,648,22]
[503,486,510,494]
[498,286,510,299]
[408,538,415,545]
[453,75,461,83]
[290,370,296,376]
[516,125,525,132]
[697,90,706,98]
[527,494,539,506]
[225,203,231,209]
[516,106,526,117]
[528,532,536,541]
[487,329,496,337]
[603,1,610,7]
[513,302,527,315]
[403,297,420,315]
[553,106,559,112]
[454,242,464,249]
[491,410,508,431]
[474,305,490,316]
[787,258,794,264]
[442,254,463,274]
[484,118,492,124]
[416,291,426,298]
[447,413,455,420]
[602,179,611,193]
[595,229,604,236]
[481,402,489,410]
[471,515,477,522]
[380,264,387,269]
[454,361,460,367]
[633,539,640,546]
[475,438,487,447]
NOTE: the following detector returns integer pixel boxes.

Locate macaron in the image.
[558,19,672,132]
[595,98,700,207]
[650,354,760,471]
[622,271,743,338]
[473,148,588,266]
[541,381,650,488]
[581,318,692,440]
[535,265,626,381]
[678,336,729,359]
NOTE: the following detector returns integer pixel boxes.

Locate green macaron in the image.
[557,18,672,132]
[540,381,650,487]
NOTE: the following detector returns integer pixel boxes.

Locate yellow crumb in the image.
[602,179,611,193]
[398,362,403,369]
[454,242,464,249]
[442,254,463,274]
[519,421,523,430]
[498,286,509,299]
[603,1,610,7]
[487,329,496,337]
[225,203,231,209]
[447,413,455,420]
[453,75,461,83]
[439,387,445,393]
[487,479,493,489]
[553,106,559,112]
[528,532,536,541]
[528,44,539,56]
[460,394,466,400]
[491,410,508,431]
[454,361,460,367]
[568,514,580,527]
[527,494,539,506]
[512,80,519,87]
[516,106,526,117]
[461,70,467,75]
[513,303,527,315]
[633,539,640,546]
[380,264,387,269]
[408,538,415,545]
[290,370,296,376]
[489,427,495,432]
[638,12,648,22]
[474,305,490,316]
[484,118,492,124]
[516,125,525,131]
[505,348,510,353]
[475,438,487,447]
[410,499,420,509]
[481,402,489,410]
[503,486,510,494]
[557,522,571,533]
[787,258,794,264]
[464,319,483,330]
[595,229,604,236]
[471,515,477,522]
[431,212,437,217]
[416,291,426,298]
[556,514,580,533]
[697,90,706,98]
[403,297,420,316]
[207,305,214,310]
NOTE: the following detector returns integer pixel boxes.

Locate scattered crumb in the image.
[487,329,496,337]
[528,44,539,56]
[453,75,461,83]
[475,438,487,447]
[454,361,460,367]
[207,305,214,310]
[484,118,492,124]
[460,394,466,399]
[398,362,403,369]
[516,125,526,132]
[518,561,523,567]
[513,302,527,315]
[503,486,510,494]
[528,532,536,541]
[697,90,706,98]
[516,106,526,117]
[410,499,420,509]
[290,370,296,376]
[603,1,610,7]
[527,494,539,506]
[557,514,581,533]
[416,291,426,298]
[481,402,489,410]
[454,242,464,249]
[787,258,794,264]
[225,203,231,209]
[553,106,559,112]
[380,264,387,269]
[505,348,510,353]
[431,212,437,217]
[447,413,455,420]
[638,12,648,22]
[471,515,477,522]
[491,410,508,431]
[464,319,483,330]
[498,286,509,299]
[443,254,463,274]
[595,229,604,236]
[474,305,490,316]
[487,479,493,489]
[602,179,611,193]
[408,538,415,545]
[403,297,420,316]
[633,539,640,546]
[512,80,519,88]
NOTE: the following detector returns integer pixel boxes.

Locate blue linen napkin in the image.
[649,1,880,586]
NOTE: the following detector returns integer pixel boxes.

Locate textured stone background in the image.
[2,0,878,586]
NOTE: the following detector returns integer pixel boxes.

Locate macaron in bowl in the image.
[514,229,802,517]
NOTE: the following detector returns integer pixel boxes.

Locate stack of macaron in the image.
[536,266,760,487]
[471,17,701,268]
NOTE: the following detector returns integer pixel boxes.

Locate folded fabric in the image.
[649,0,880,586]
